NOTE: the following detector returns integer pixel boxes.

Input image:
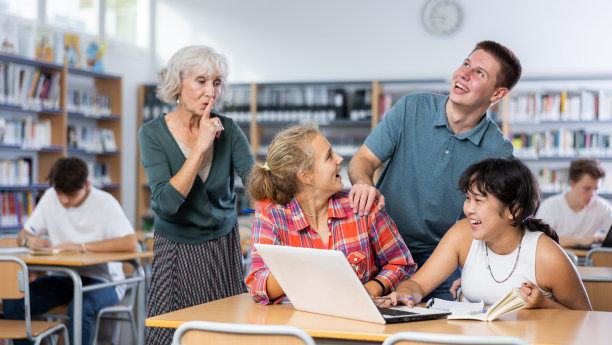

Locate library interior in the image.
[1,1,612,345]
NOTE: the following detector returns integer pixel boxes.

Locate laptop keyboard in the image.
[377,307,417,317]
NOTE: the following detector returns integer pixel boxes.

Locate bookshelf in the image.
[0,53,122,233]
[500,76,612,197]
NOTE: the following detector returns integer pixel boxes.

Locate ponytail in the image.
[524,218,559,243]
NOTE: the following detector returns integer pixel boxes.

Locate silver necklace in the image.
[485,232,524,284]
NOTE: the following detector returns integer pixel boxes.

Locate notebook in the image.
[254,243,450,324]
[571,223,612,250]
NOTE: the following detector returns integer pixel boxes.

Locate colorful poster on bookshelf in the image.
[63,33,81,67]
[83,38,105,72]
[35,27,55,63]
[0,14,19,54]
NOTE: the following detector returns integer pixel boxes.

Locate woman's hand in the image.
[195,101,223,152]
[520,281,545,309]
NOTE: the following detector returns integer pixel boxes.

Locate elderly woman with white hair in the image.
[138,45,254,344]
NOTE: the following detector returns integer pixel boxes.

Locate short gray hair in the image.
[156,45,230,105]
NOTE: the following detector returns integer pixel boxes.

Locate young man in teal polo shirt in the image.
[348,40,520,300]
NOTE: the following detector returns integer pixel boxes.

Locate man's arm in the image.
[558,235,601,248]
[52,234,139,253]
[348,145,385,216]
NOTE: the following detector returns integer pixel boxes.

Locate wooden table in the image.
[578,266,612,311]
[146,293,611,345]
[15,251,152,345]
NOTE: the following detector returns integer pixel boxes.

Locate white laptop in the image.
[254,243,450,324]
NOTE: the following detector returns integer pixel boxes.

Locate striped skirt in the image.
[146,222,246,345]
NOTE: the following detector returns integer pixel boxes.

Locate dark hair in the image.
[247,125,322,204]
[569,158,605,182]
[472,40,522,91]
[47,157,89,194]
[458,157,558,243]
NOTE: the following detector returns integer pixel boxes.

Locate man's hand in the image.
[348,183,385,216]
[26,236,50,249]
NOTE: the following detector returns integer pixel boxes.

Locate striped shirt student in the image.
[246,191,416,305]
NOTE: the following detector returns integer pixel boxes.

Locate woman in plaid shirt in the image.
[245,125,416,305]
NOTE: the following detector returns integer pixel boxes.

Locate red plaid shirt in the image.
[246,191,416,305]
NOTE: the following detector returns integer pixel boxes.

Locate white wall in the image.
[154,0,612,82]
[107,0,612,224]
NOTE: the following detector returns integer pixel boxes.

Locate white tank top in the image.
[461,230,554,305]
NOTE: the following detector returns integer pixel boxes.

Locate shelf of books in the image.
[501,76,612,197]
[0,53,122,233]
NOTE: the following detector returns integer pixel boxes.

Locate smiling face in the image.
[302,134,344,196]
[450,49,508,110]
[178,70,223,116]
[463,183,514,242]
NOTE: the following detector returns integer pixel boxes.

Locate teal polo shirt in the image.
[365,93,513,254]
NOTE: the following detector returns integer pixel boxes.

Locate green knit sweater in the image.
[138,113,254,244]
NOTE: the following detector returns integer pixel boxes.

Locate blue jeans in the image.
[412,251,462,302]
[3,275,119,345]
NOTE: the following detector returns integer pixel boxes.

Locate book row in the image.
[0,62,62,110]
[510,129,612,158]
[507,90,612,123]
[535,166,612,194]
[0,116,51,148]
[0,158,31,186]
[0,191,36,228]
[67,125,117,153]
[87,162,112,187]
[67,89,112,117]
[0,15,106,72]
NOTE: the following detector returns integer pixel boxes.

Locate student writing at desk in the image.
[2,157,138,345]
[348,40,520,301]
[245,125,416,305]
[383,157,591,311]
[536,158,612,249]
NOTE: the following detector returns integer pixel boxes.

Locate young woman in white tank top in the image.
[385,157,591,310]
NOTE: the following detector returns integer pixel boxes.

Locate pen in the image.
[373,296,414,301]
[29,226,37,235]
[241,209,255,213]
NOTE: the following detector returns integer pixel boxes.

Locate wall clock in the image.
[422,0,463,36]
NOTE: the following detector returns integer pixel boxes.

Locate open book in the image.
[447,288,526,321]
[28,248,61,256]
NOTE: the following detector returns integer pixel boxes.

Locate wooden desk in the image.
[15,251,152,345]
[146,293,611,345]
[578,266,612,311]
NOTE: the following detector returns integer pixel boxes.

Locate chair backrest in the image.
[382,331,530,345]
[564,249,579,266]
[586,247,612,266]
[171,321,316,345]
[0,255,34,339]
[0,234,18,247]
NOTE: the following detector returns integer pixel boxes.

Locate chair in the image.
[585,247,612,266]
[564,249,579,266]
[171,320,316,345]
[382,331,530,345]
[0,255,70,345]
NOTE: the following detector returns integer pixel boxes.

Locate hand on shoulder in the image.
[348,183,384,216]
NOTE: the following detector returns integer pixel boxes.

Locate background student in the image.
[348,40,520,300]
[3,157,138,345]
[138,45,254,344]
[536,158,612,248]
[245,125,415,305]
[386,157,591,311]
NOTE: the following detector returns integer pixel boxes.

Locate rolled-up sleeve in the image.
[369,204,416,291]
